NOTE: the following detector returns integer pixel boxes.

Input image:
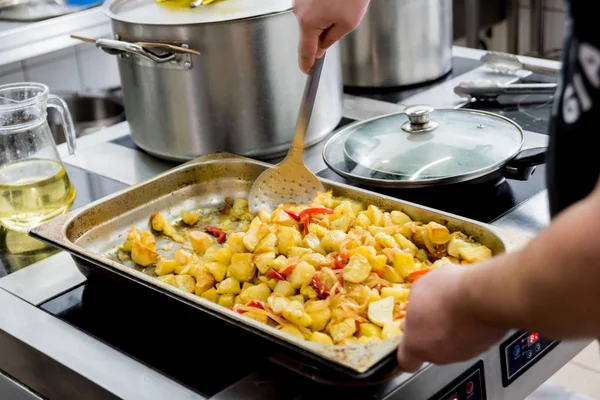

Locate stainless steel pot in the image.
[96,0,343,162]
[340,0,453,88]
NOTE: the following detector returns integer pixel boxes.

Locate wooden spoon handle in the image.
[70,34,97,44]
[135,42,201,56]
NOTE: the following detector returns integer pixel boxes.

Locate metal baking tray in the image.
[30,152,527,379]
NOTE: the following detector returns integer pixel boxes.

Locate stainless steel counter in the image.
[0,47,589,400]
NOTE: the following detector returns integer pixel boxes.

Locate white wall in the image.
[517,0,567,57]
[454,0,568,60]
[0,41,120,95]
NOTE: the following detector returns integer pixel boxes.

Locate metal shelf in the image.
[0,7,111,67]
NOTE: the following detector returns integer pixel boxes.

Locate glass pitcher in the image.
[0,83,77,233]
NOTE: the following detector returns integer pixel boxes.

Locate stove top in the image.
[462,72,556,136]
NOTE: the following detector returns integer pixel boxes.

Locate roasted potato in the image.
[120,191,493,347]
[180,209,201,226]
[131,241,158,267]
[151,212,184,243]
[189,231,213,255]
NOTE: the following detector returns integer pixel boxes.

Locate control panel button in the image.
[466,381,474,394]
[501,331,560,387]
[431,360,486,400]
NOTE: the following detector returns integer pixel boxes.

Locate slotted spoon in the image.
[248,56,326,215]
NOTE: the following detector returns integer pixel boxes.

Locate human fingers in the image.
[396,337,424,373]
[319,22,351,52]
[298,25,322,73]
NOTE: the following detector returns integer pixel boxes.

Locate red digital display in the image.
[528,333,539,345]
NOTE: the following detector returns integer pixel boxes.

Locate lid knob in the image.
[402,104,439,133]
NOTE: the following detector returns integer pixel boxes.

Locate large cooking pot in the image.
[95,0,343,162]
[340,0,453,88]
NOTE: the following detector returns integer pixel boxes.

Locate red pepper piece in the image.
[298,207,334,218]
[311,274,330,299]
[267,268,285,280]
[373,270,385,278]
[284,210,301,221]
[231,305,246,314]
[205,226,227,244]
[371,283,384,293]
[334,251,349,269]
[394,310,406,320]
[302,214,310,235]
[355,320,361,335]
[408,269,431,283]
[246,300,265,310]
[280,264,296,278]
[338,275,344,287]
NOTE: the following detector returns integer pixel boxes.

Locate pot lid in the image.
[104,0,292,25]
[322,105,524,188]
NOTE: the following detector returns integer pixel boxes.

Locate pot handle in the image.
[503,146,547,181]
[96,39,178,63]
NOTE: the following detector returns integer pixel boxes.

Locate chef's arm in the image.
[461,178,600,338]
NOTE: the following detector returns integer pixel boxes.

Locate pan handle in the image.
[96,39,178,63]
[503,146,547,181]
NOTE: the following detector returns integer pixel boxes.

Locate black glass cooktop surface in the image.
[40,278,266,397]
[462,73,557,136]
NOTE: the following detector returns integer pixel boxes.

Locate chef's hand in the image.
[293,0,370,73]
[396,263,508,372]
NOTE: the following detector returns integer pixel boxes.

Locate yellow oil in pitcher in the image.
[0,159,76,232]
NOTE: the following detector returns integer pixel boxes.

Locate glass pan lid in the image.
[323,106,524,188]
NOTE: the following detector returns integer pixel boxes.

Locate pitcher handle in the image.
[47,94,77,155]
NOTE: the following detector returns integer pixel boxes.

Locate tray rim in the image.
[30,152,523,378]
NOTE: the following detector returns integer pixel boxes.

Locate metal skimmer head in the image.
[249,160,324,215]
[248,56,327,215]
